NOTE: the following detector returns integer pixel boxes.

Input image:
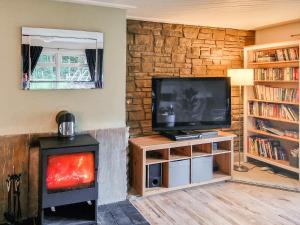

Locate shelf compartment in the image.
[192,143,212,158]
[144,171,231,196]
[169,159,190,188]
[145,161,169,189]
[248,129,299,143]
[248,99,299,106]
[212,141,231,155]
[44,201,96,225]
[146,149,169,165]
[248,115,299,125]
[213,153,231,176]
[246,153,299,173]
[145,162,169,191]
[212,149,231,155]
[191,156,213,183]
[248,60,299,68]
[170,146,192,161]
[254,80,299,84]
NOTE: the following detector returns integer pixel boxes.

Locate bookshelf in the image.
[244,41,300,180]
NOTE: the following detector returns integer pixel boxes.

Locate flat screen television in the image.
[152,77,231,131]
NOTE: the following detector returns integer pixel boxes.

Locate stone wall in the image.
[126,20,255,147]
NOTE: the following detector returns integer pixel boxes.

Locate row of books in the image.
[254,68,299,81]
[252,47,299,62]
[255,119,299,139]
[254,85,299,103]
[249,102,299,121]
[248,136,287,160]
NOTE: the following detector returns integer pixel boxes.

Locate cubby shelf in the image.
[246,153,299,174]
[248,129,299,143]
[254,80,299,84]
[244,40,300,181]
[248,115,299,125]
[169,155,190,161]
[248,99,299,106]
[192,152,211,158]
[146,158,168,165]
[212,149,231,155]
[144,172,230,196]
[130,131,236,196]
[248,60,299,68]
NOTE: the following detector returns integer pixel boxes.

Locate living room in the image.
[0,0,299,224]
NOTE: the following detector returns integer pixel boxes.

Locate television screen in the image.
[152,77,231,131]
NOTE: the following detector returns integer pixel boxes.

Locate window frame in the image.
[30,48,92,82]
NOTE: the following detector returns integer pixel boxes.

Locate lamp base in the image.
[234,164,249,172]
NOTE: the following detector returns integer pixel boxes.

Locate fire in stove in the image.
[46,152,95,192]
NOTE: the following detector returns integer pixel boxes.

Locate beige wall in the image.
[256,20,300,44]
[0,0,126,135]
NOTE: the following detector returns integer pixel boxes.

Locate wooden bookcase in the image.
[244,41,300,180]
[129,131,235,196]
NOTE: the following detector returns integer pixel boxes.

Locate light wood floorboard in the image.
[131,182,300,225]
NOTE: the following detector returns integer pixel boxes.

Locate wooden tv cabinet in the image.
[129,131,236,196]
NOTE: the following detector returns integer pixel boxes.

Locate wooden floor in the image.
[232,162,300,192]
[131,182,300,225]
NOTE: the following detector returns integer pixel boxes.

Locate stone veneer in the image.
[126,20,255,148]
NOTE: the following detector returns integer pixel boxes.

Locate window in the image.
[31,48,91,82]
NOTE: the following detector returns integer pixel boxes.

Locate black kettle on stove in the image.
[56,111,75,138]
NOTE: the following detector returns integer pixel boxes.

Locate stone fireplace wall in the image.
[126,20,255,148]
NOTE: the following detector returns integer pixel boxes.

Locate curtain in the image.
[22,44,43,74]
[85,49,104,88]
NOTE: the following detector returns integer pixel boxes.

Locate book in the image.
[264,127,284,136]
[283,49,290,61]
[248,136,287,160]
[253,85,299,103]
[288,48,299,60]
[249,102,299,122]
[276,49,285,61]
[253,47,299,63]
[255,119,284,136]
[254,68,299,81]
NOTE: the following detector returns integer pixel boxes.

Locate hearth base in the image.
[43,201,97,225]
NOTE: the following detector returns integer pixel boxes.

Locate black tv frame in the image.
[152,77,231,132]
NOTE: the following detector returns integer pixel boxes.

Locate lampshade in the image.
[228,69,254,86]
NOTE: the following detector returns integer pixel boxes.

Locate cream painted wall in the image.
[0,0,126,135]
[256,20,300,44]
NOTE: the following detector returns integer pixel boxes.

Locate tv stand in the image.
[129,131,236,196]
[160,130,219,141]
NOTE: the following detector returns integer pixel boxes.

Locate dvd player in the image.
[160,130,218,141]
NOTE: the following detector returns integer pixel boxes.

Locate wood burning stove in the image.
[38,134,99,225]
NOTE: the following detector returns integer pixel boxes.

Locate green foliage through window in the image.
[31,50,91,82]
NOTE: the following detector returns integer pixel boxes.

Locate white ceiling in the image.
[56,0,300,30]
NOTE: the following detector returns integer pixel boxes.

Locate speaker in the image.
[146,164,162,188]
